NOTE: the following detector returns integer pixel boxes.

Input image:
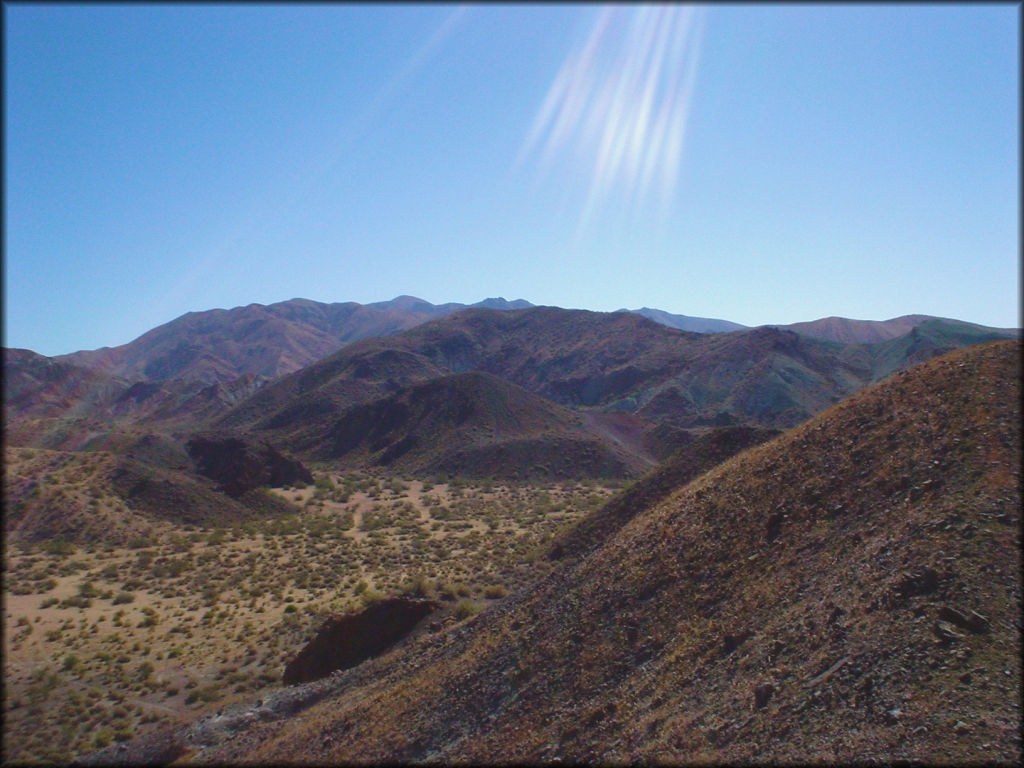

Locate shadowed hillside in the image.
[131,340,1019,764]
[287,371,650,480]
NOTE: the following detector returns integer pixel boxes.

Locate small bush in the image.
[402,573,433,598]
[454,600,481,620]
[59,595,91,609]
[93,728,114,749]
[43,539,75,557]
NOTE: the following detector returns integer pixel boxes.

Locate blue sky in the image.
[5,3,1019,356]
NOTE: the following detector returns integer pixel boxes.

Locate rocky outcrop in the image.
[186,434,312,498]
[283,598,439,686]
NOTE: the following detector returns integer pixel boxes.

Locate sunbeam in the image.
[516,5,706,234]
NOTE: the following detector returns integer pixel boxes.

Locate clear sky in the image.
[5,3,1019,356]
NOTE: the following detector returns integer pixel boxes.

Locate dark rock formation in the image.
[283,598,439,686]
[186,434,312,497]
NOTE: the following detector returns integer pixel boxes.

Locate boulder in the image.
[186,434,312,497]
[283,598,439,685]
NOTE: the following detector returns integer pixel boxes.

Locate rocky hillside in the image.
[4,347,269,429]
[286,371,651,480]
[549,425,781,560]
[185,433,313,497]
[123,340,1019,764]
[4,349,125,421]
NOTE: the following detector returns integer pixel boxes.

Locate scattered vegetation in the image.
[3,471,617,763]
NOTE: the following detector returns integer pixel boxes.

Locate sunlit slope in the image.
[550,424,781,560]
[3,445,298,544]
[237,340,1019,764]
[4,347,271,430]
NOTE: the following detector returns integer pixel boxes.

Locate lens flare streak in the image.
[517,5,705,231]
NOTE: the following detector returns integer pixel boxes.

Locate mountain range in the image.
[4,297,1018,541]
[52,296,536,385]
[44,295,1016,385]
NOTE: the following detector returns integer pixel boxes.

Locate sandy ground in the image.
[3,472,618,763]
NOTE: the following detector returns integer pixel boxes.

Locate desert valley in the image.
[3,296,1020,765]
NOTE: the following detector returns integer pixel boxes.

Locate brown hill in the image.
[286,371,651,480]
[3,348,124,421]
[135,340,1019,764]
[4,441,299,544]
[550,425,781,560]
[774,314,1019,345]
[216,307,857,437]
[219,307,1014,456]
[4,346,269,430]
[52,296,533,385]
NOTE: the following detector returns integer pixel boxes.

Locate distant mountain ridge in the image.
[619,307,748,334]
[47,295,1016,388]
[211,305,1017,468]
[768,314,1019,345]
[53,296,537,385]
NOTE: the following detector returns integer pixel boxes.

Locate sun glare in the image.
[517,5,706,233]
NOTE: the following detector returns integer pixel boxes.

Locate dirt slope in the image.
[161,340,1020,765]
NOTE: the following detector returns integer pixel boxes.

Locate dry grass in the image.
[2,472,617,763]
